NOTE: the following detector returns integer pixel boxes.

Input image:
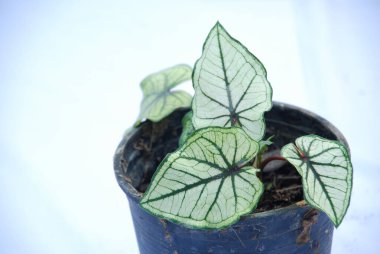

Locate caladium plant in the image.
[135,22,353,229]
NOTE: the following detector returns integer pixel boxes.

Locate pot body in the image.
[114,102,349,254]
[126,194,333,254]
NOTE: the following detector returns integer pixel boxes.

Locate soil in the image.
[123,110,184,193]
[125,109,303,213]
[255,159,303,212]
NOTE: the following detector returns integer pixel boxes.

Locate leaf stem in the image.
[259,156,287,170]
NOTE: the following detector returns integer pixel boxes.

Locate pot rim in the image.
[113,101,350,218]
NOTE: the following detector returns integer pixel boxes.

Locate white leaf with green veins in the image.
[137,64,192,123]
[141,127,263,229]
[192,22,272,141]
[281,135,353,227]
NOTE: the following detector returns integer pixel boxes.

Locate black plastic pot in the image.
[113,102,349,254]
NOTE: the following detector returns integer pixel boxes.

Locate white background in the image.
[1,0,379,253]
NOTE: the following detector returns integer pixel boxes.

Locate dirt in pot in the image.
[254,136,303,212]
[123,109,186,193]
[123,109,304,212]
[255,161,303,212]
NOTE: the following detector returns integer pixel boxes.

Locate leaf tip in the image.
[213,21,224,31]
[333,218,342,228]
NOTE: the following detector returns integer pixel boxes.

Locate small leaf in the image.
[178,111,195,147]
[137,64,192,123]
[259,136,273,149]
[281,135,353,227]
[254,136,273,168]
[141,127,263,229]
[192,22,272,141]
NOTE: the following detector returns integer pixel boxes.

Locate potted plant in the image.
[114,22,353,254]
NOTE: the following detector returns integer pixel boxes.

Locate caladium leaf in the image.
[178,111,195,147]
[281,135,353,227]
[141,127,263,229]
[137,64,192,123]
[192,22,272,141]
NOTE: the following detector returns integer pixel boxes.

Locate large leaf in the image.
[137,64,192,123]
[192,22,272,141]
[281,135,353,227]
[141,127,263,229]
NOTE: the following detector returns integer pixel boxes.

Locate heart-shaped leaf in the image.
[281,135,353,227]
[141,127,263,229]
[178,111,195,147]
[137,64,192,124]
[192,22,272,141]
